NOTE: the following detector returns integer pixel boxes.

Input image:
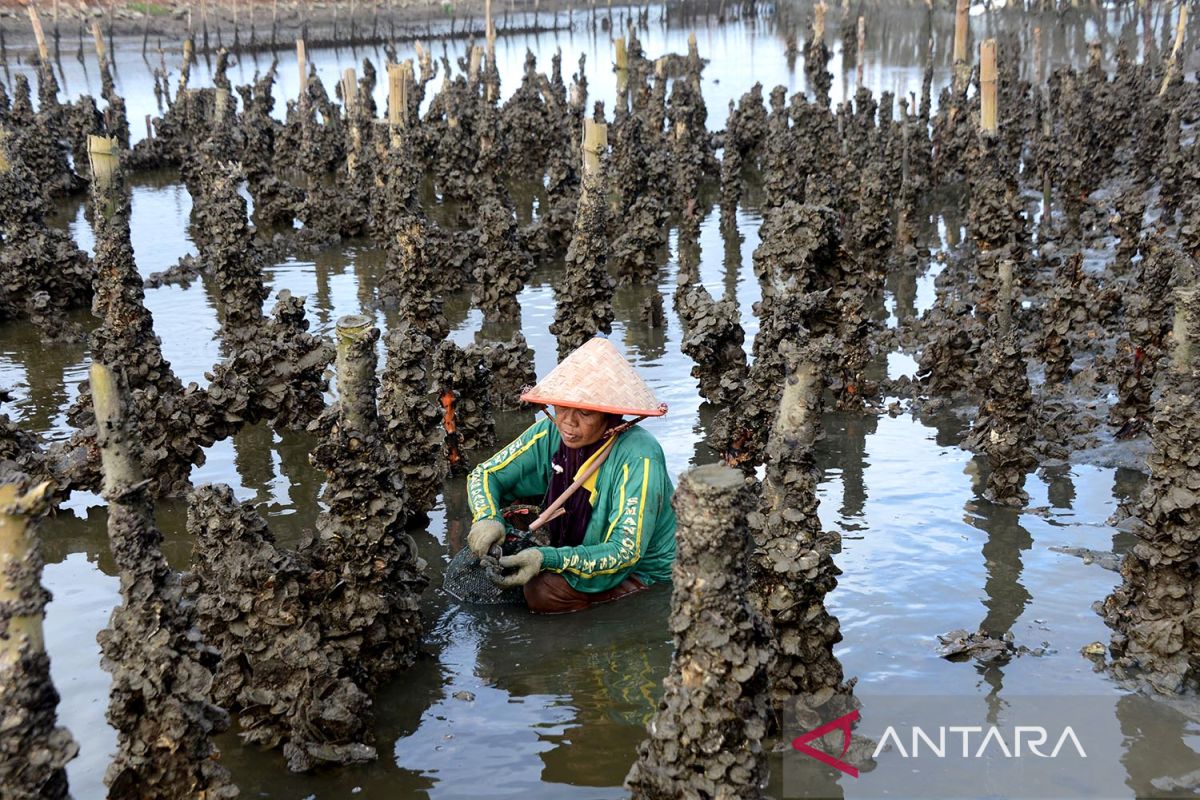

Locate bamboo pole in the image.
[0,481,54,668]
[953,0,970,91]
[87,135,118,188]
[296,38,308,102]
[468,44,483,82]
[485,0,496,55]
[214,86,229,123]
[582,119,608,179]
[615,36,627,69]
[91,363,143,495]
[813,0,826,42]
[387,60,412,128]
[1171,287,1196,375]
[980,38,998,134]
[856,15,865,88]
[1158,1,1188,96]
[342,67,357,113]
[997,259,1014,334]
[334,315,378,436]
[27,4,49,65]
[92,19,107,68]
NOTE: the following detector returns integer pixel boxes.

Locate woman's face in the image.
[553,406,610,449]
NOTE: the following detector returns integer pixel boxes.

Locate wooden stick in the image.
[91,19,106,67]
[996,259,1014,334]
[342,67,357,113]
[1171,287,1196,375]
[214,87,229,123]
[0,481,54,668]
[582,119,608,179]
[296,38,308,101]
[527,415,648,532]
[813,0,826,42]
[856,15,865,88]
[485,0,495,54]
[27,4,49,65]
[614,36,627,70]
[88,134,118,187]
[334,315,378,436]
[953,0,970,91]
[1158,0,1188,96]
[980,38,998,134]
[91,363,144,495]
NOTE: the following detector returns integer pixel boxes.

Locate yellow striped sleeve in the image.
[467,427,548,521]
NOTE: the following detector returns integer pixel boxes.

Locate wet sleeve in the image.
[537,455,661,591]
[467,422,551,523]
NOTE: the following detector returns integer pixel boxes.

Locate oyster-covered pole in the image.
[0,480,77,800]
[750,349,855,730]
[91,363,236,799]
[1103,288,1200,694]
[550,119,615,358]
[626,464,772,800]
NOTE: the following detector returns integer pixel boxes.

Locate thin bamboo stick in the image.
[980,38,998,134]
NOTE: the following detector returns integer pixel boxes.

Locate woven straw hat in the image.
[521,337,667,417]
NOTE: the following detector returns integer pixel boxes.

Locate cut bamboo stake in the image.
[296,38,308,102]
[997,259,1014,335]
[91,363,142,492]
[91,19,106,69]
[341,67,357,113]
[813,0,826,42]
[582,119,608,179]
[214,86,229,123]
[468,44,483,82]
[334,315,378,436]
[0,481,54,668]
[387,60,412,128]
[87,134,118,188]
[856,15,865,88]
[1158,1,1188,96]
[1171,287,1196,375]
[485,0,495,55]
[27,4,49,65]
[953,0,970,91]
[980,38,998,134]
[614,36,627,70]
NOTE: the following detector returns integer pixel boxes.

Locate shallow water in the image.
[3,4,1197,799]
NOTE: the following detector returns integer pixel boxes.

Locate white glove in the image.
[467,518,505,558]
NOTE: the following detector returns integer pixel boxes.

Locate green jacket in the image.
[467,418,676,593]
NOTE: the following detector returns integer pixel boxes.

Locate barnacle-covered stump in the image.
[626,464,772,800]
[749,352,855,731]
[1103,290,1200,694]
[965,326,1036,506]
[0,480,78,800]
[433,340,496,473]
[379,323,448,517]
[184,485,375,772]
[307,316,427,689]
[90,364,236,799]
[481,332,538,410]
[0,132,92,341]
[550,162,615,359]
[676,282,749,408]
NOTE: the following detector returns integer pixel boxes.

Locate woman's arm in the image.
[467,419,553,523]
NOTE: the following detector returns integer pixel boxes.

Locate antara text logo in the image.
[872,724,1087,759]
[791,711,1087,778]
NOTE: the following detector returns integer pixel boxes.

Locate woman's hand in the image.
[467,519,505,558]
[489,549,543,588]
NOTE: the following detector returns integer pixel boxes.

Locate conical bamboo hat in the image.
[521,337,667,416]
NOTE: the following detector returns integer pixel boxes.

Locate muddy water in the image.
[3,5,1196,799]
